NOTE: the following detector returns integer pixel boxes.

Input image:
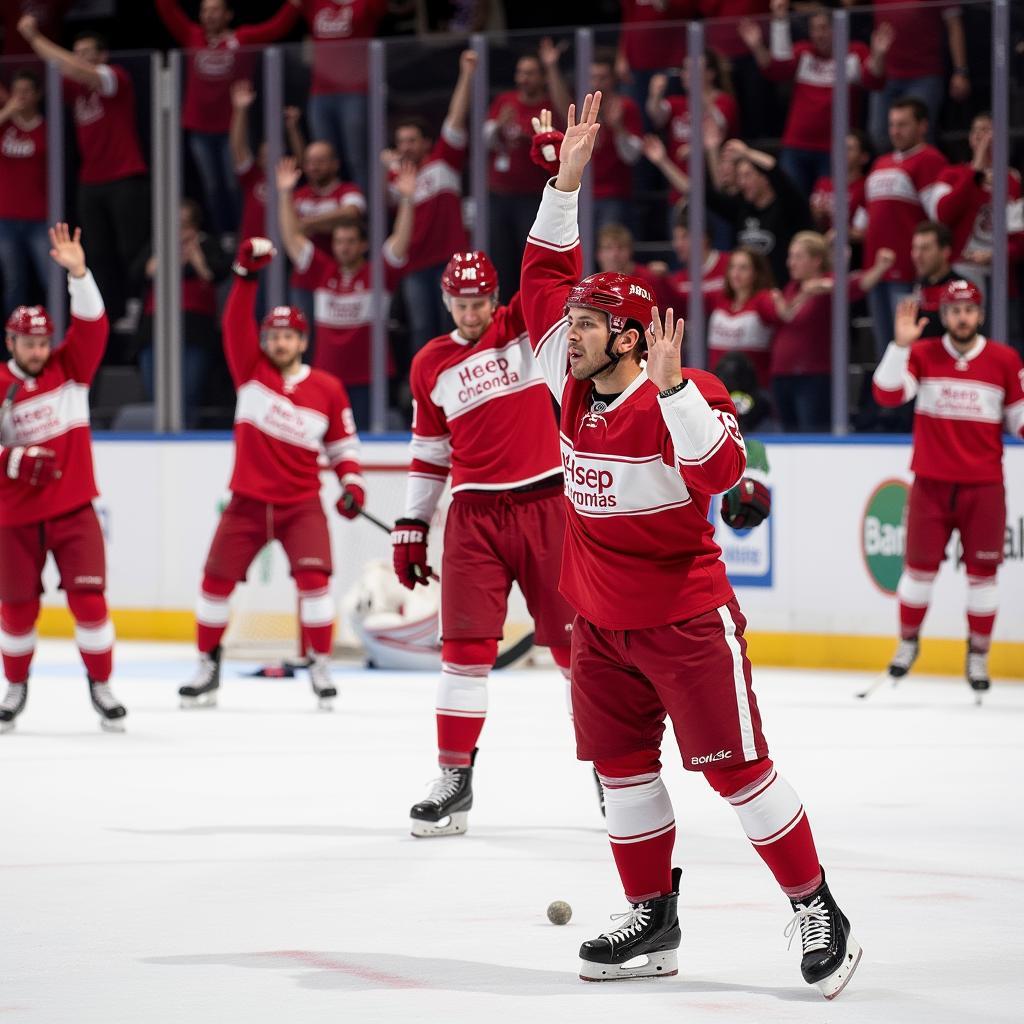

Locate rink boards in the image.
[36,435,1024,677]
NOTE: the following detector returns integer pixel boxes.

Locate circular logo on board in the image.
[862,479,909,595]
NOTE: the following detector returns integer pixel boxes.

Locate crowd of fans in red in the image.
[0,0,1021,432]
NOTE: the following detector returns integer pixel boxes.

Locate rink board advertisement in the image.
[38,437,1024,675]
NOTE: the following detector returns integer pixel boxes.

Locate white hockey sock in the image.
[600,771,676,846]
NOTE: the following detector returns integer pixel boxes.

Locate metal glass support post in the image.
[990,0,1009,344]
[368,39,388,433]
[686,20,706,369]
[470,33,490,252]
[829,10,850,435]
[262,46,286,309]
[46,59,66,339]
[166,51,184,432]
[575,28,594,275]
[151,54,169,433]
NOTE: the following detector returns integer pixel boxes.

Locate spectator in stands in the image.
[705,134,812,285]
[2,1,71,57]
[665,204,731,317]
[484,51,552,301]
[289,140,366,358]
[594,223,672,307]
[155,0,301,239]
[809,129,873,238]
[737,1,891,194]
[278,156,417,430]
[296,0,389,192]
[132,199,232,426]
[616,0,695,122]
[868,0,971,151]
[706,246,779,388]
[542,43,643,232]
[909,221,959,337]
[18,17,149,328]
[0,70,48,314]
[381,49,476,357]
[856,96,947,357]
[768,231,895,432]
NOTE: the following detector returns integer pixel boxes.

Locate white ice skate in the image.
[307,654,337,710]
[89,679,127,733]
[0,682,27,733]
[966,647,990,705]
[887,638,919,680]
[179,649,221,708]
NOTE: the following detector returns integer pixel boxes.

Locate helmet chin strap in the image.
[584,332,624,380]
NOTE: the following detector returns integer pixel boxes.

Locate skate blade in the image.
[99,718,126,733]
[317,696,335,711]
[579,949,678,982]
[180,692,218,709]
[818,936,862,1000]
[0,720,16,734]
[410,812,468,838]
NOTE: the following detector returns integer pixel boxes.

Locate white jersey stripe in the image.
[718,603,758,762]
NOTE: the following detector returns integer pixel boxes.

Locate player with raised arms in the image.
[519,93,860,998]
[178,238,365,709]
[0,224,125,732]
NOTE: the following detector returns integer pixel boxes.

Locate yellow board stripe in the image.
[36,608,1024,679]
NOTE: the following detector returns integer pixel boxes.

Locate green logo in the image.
[862,480,909,594]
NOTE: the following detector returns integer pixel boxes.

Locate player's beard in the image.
[11,354,46,378]
[948,323,979,346]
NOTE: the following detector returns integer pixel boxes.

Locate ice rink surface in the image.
[2,640,1021,1024]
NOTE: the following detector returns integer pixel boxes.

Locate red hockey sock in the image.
[965,566,998,652]
[897,565,936,639]
[66,591,115,682]
[436,639,496,767]
[196,574,235,653]
[595,750,675,904]
[295,571,334,656]
[1,598,40,684]
[706,758,822,900]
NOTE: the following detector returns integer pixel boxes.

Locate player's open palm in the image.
[645,306,685,392]
[555,91,602,192]
[48,223,86,278]
[894,297,927,348]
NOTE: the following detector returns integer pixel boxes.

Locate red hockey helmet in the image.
[939,278,984,308]
[260,305,308,335]
[441,251,499,298]
[564,272,657,332]
[5,305,54,338]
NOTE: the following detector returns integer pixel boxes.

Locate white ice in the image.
[2,641,1022,1024]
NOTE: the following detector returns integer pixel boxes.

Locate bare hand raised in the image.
[645,306,685,393]
[555,91,602,193]
[48,223,86,278]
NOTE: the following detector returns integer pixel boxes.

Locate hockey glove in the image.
[336,482,366,520]
[721,478,770,529]
[530,129,564,176]
[391,517,432,589]
[3,445,61,487]
[233,237,276,278]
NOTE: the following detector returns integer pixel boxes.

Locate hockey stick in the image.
[343,498,439,583]
[855,671,894,700]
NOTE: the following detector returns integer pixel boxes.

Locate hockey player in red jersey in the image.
[0,223,126,732]
[520,94,860,999]
[179,238,365,710]
[873,281,1024,698]
[392,248,576,836]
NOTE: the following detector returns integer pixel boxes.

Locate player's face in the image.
[596,239,631,274]
[672,226,691,265]
[200,0,231,33]
[809,14,832,53]
[911,233,947,279]
[449,296,494,340]
[332,226,367,269]
[786,241,821,283]
[303,143,338,187]
[565,306,614,380]
[6,334,51,377]
[395,127,429,164]
[888,108,925,153]
[941,301,983,344]
[727,252,754,296]
[263,328,307,369]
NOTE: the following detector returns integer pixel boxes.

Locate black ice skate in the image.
[410,750,475,838]
[88,678,127,732]
[784,872,862,1000]
[0,682,28,733]
[179,647,221,708]
[887,637,919,679]
[579,867,682,982]
[307,653,337,710]
[966,645,990,705]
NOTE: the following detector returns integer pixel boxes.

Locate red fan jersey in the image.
[667,250,731,317]
[706,290,778,388]
[873,334,1024,484]
[485,91,551,196]
[811,174,866,231]
[660,92,740,203]
[591,95,643,201]
[0,117,47,221]
[403,295,562,521]
[0,273,107,527]
[521,183,746,630]
[872,0,962,80]
[221,276,363,504]
[236,160,269,241]
[858,145,948,281]
[300,0,388,95]
[619,0,696,71]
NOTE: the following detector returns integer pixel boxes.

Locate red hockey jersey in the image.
[404,295,562,521]
[222,276,363,504]
[0,273,107,527]
[521,182,746,631]
[872,334,1024,484]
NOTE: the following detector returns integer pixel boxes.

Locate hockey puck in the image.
[546,900,572,925]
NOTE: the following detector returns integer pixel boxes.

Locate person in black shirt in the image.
[909,222,958,337]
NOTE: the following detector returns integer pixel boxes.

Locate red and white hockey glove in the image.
[3,445,61,487]
[336,482,366,520]
[721,478,771,529]
[233,237,276,278]
[530,129,564,176]
[391,517,432,590]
